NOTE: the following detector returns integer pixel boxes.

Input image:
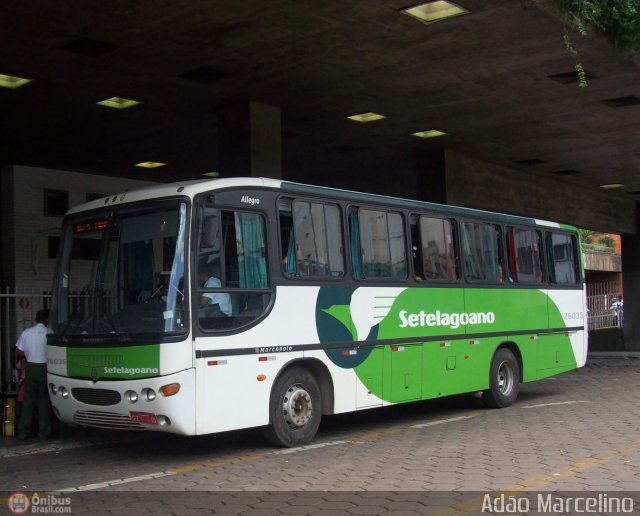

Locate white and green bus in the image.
[47,177,587,446]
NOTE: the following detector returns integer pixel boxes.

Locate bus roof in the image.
[66,176,572,230]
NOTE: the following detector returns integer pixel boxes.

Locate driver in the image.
[198,262,232,316]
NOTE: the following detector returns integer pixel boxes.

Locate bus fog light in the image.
[49,383,58,395]
[124,390,139,403]
[159,383,180,397]
[142,388,156,401]
[156,415,171,427]
[59,386,69,399]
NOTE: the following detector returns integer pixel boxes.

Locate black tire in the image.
[263,366,322,447]
[482,348,520,408]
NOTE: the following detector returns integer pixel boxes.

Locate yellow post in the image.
[3,397,16,437]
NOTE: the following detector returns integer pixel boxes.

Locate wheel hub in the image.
[283,384,312,429]
[497,361,514,395]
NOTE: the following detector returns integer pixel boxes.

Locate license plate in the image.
[129,411,158,425]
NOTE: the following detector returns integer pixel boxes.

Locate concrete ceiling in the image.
[1,1,639,199]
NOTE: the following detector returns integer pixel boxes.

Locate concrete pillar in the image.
[218,101,282,179]
[622,205,640,350]
[0,166,15,286]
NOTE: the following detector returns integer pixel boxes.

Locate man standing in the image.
[610,295,624,327]
[15,309,52,440]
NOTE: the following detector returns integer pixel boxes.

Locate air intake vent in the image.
[74,411,144,430]
[72,388,121,406]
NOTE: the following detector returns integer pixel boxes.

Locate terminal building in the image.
[1,1,639,400]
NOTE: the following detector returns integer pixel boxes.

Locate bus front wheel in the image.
[482,348,520,408]
[263,366,322,447]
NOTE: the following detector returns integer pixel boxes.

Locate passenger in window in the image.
[422,251,437,279]
[198,263,232,316]
[295,244,308,275]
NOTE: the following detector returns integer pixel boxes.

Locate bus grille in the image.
[74,411,144,430]
[72,388,122,406]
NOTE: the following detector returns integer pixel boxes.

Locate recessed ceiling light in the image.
[179,66,229,84]
[600,183,625,189]
[330,144,362,153]
[548,70,597,84]
[97,97,141,109]
[412,129,447,138]
[135,162,166,169]
[60,37,119,57]
[347,112,386,123]
[516,158,547,166]
[0,74,31,89]
[203,171,220,177]
[401,1,469,25]
[552,169,581,176]
[600,96,640,108]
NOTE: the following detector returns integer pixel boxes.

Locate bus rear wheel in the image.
[263,366,322,447]
[482,348,520,408]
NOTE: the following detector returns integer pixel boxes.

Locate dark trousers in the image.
[17,364,51,439]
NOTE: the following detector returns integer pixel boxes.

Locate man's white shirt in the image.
[16,323,51,363]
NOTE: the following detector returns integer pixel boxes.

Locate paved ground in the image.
[1,353,639,515]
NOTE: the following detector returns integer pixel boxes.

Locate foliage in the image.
[579,229,596,243]
[597,235,615,248]
[556,0,640,86]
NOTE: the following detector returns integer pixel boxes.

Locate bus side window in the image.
[281,199,345,278]
[507,227,544,284]
[410,215,424,280]
[354,208,407,280]
[416,215,458,281]
[197,201,270,331]
[546,231,578,285]
[279,200,297,275]
[461,221,503,283]
[349,210,364,279]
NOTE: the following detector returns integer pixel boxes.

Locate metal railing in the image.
[0,281,623,394]
[586,281,623,331]
[1,287,52,395]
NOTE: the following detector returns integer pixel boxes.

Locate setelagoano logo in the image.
[399,309,496,330]
[103,366,159,375]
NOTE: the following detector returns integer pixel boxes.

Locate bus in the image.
[47,177,587,447]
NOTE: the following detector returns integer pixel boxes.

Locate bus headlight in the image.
[59,386,69,399]
[141,388,156,401]
[49,383,58,396]
[124,390,139,403]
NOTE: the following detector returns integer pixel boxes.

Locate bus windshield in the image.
[51,201,188,338]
